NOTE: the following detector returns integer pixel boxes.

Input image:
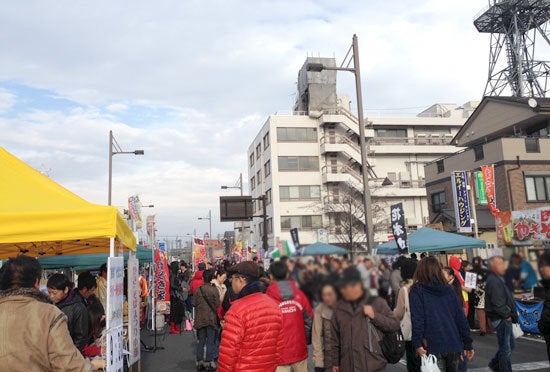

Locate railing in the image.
[370,134,454,146]
[273,110,309,116]
[320,134,361,153]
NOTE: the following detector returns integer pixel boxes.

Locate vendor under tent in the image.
[0,147,136,259]
[301,242,348,256]
[38,245,152,270]
[376,227,486,255]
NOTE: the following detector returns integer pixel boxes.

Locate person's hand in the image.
[332,367,339,372]
[182,287,188,292]
[416,347,427,358]
[363,305,375,319]
[465,349,475,361]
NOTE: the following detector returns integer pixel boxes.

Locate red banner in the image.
[481,165,500,216]
[154,248,170,313]
[192,238,206,269]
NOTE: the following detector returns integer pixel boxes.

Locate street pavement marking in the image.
[469,361,550,371]
[520,336,547,344]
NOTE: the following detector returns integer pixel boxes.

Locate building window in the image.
[264,160,271,177]
[436,159,444,174]
[280,185,321,201]
[375,128,407,137]
[278,156,319,171]
[256,144,261,159]
[267,218,273,234]
[249,153,254,168]
[280,215,322,229]
[250,176,255,191]
[263,132,270,149]
[525,174,550,202]
[277,127,318,142]
[257,169,262,183]
[525,137,540,153]
[266,189,272,205]
[474,145,484,161]
[431,191,446,213]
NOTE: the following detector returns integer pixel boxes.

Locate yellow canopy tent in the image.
[0,147,136,259]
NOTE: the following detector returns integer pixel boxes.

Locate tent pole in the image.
[110,237,115,257]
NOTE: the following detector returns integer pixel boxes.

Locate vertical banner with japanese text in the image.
[193,238,206,268]
[390,202,408,253]
[128,196,143,230]
[481,165,500,216]
[451,171,473,233]
[127,254,140,365]
[474,171,487,205]
[154,245,170,313]
[106,256,124,372]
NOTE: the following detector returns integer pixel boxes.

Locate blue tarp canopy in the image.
[376,227,486,255]
[301,242,348,256]
[38,244,153,270]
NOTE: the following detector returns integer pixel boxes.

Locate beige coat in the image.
[312,303,333,370]
[0,287,90,372]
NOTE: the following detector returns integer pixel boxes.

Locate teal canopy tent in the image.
[38,244,152,270]
[376,227,486,256]
[300,242,348,256]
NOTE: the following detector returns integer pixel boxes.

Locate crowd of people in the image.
[0,249,549,371]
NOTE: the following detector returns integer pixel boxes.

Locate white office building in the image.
[246,57,478,255]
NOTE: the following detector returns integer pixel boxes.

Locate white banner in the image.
[127,254,141,365]
[106,257,124,372]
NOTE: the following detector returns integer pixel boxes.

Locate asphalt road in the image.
[140,328,550,371]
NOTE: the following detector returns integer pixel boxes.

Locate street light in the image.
[221,173,245,242]
[108,130,144,205]
[306,34,375,253]
[198,210,212,240]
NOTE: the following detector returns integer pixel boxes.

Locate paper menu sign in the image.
[465,271,477,289]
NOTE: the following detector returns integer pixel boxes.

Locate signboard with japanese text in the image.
[127,255,141,365]
[106,257,124,372]
[465,271,477,289]
[154,247,170,313]
[474,171,487,205]
[451,171,473,233]
[497,207,550,247]
[192,238,207,269]
[481,165,499,216]
[390,202,408,253]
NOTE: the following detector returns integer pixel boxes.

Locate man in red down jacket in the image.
[190,262,206,295]
[266,260,313,372]
[218,262,284,372]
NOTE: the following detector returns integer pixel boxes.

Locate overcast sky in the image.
[0,0,490,239]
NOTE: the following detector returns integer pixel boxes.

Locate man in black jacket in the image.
[485,256,518,372]
[538,251,550,363]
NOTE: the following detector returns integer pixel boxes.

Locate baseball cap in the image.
[227,261,260,280]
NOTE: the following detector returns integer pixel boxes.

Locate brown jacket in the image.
[0,287,90,372]
[328,294,400,372]
[312,303,333,370]
[192,283,221,329]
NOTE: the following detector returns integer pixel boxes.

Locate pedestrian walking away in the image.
[193,269,220,371]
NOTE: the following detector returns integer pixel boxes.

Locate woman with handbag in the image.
[410,257,474,372]
[394,258,420,372]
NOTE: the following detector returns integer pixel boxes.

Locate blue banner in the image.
[515,300,543,334]
[451,171,472,233]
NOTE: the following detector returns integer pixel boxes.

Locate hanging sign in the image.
[127,255,141,365]
[451,171,473,233]
[474,171,487,205]
[390,202,408,253]
[106,256,124,372]
[481,165,499,216]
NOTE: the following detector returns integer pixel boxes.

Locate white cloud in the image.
[106,103,128,113]
[0,88,16,114]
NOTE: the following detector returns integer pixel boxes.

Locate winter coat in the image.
[410,284,473,355]
[471,266,488,309]
[538,279,550,335]
[218,283,284,372]
[192,283,220,329]
[485,272,519,322]
[312,303,333,369]
[0,287,89,372]
[327,294,400,371]
[56,290,89,350]
[266,280,313,365]
[190,270,205,295]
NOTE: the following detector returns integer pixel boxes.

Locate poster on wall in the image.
[127,255,141,365]
[154,247,170,313]
[451,171,473,233]
[106,257,124,372]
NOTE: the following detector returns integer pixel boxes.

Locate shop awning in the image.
[0,147,136,259]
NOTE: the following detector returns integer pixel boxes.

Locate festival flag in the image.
[192,238,207,268]
[146,215,155,237]
[451,171,473,233]
[154,246,170,313]
[481,165,500,216]
[271,240,296,258]
[390,202,408,253]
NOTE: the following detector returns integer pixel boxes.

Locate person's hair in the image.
[420,252,428,259]
[180,261,188,269]
[215,268,226,279]
[380,259,390,270]
[47,273,73,290]
[0,256,42,290]
[270,261,289,281]
[203,269,215,283]
[77,271,97,291]
[413,256,446,286]
[319,282,341,301]
[488,256,504,268]
[392,256,406,270]
[410,253,418,260]
[400,258,418,281]
[461,260,471,270]
[169,261,180,275]
[88,301,106,340]
[472,256,483,268]
[99,263,108,275]
[443,267,465,306]
[539,251,550,270]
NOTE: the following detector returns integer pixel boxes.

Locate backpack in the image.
[366,296,406,364]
